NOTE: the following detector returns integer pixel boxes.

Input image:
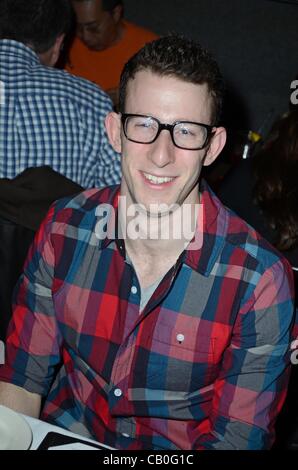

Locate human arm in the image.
[194,259,294,450]
[0,382,41,418]
[0,205,63,411]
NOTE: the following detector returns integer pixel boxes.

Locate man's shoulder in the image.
[32,67,112,108]
[1,40,112,111]
[52,185,119,225]
[123,20,158,43]
[220,192,289,271]
[204,183,289,273]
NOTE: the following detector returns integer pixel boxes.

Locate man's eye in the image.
[88,25,101,33]
[180,128,191,135]
[135,120,154,129]
[136,122,149,127]
[176,126,193,136]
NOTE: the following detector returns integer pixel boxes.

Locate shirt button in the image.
[131,286,137,295]
[176,333,185,343]
[121,433,130,438]
[114,388,122,397]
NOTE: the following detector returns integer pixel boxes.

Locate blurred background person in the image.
[218,110,298,269]
[218,110,298,449]
[0,0,121,188]
[66,0,157,105]
[0,0,121,341]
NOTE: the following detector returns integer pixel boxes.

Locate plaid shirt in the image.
[0,40,121,187]
[0,181,294,450]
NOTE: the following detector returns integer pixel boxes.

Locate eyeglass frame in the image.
[120,113,216,151]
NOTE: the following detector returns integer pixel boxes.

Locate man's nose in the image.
[148,129,175,167]
[79,28,94,45]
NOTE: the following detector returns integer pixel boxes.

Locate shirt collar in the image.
[0,39,40,66]
[100,180,228,275]
[183,179,228,276]
[99,186,121,248]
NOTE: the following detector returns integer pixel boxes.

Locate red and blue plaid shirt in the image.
[0,181,294,450]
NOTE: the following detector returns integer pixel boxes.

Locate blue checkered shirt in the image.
[0,40,121,188]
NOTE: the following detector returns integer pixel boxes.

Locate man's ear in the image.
[105,112,122,153]
[203,127,227,166]
[39,34,65,66]
[50,34,65,66]
[111,4,123,23]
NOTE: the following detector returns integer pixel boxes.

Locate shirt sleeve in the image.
[194,258,295,450]
[0,204,62,396]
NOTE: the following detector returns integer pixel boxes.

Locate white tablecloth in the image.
[22,415,115,450]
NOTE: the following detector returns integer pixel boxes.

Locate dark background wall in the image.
[125,0,298,137]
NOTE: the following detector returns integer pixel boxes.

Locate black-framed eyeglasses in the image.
[121,113,216,150]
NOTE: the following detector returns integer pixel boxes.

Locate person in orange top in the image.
[66,0,158,105]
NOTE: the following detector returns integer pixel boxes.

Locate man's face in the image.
[109,70,225,215]
[72,0,119,51]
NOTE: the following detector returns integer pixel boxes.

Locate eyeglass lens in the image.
[124,115,209,150]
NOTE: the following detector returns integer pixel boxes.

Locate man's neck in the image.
[116,177,202,285]
[108,20,124,49]
[122,207,195,289]
[122,213,193,255]
[118,200,200,288]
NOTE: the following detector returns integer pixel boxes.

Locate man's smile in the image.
[142,171,175,185]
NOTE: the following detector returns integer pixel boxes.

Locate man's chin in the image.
[144,203,181,219]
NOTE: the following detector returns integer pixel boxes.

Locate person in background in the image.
[0,0,121,188]
[0,166,83,342]
[218,110,298,269]
[0,35,294,450]
[66,0,157,105]
[218,110,298,449]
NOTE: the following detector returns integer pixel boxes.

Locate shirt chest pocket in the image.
[139,321,218,392]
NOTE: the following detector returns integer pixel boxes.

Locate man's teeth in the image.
[143,173,174,184]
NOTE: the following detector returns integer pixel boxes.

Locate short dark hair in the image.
[0,0,73,53]
[72,0,122,12]
[102,0,122,11]
[119,35,225,125]
[253,109,298,251]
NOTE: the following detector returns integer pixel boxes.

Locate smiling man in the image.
[0,36,295,450]
[66,0,157,105]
